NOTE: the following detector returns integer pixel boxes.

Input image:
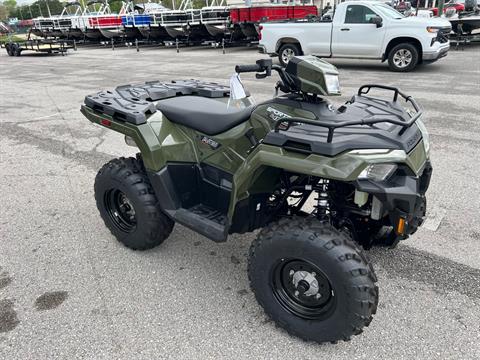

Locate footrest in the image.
[175,206,227,242]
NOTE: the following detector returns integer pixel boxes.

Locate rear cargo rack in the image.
[274,84,422,143]
[84,80,230,125]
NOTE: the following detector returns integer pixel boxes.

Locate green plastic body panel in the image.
[287,56,341,96]
[81,101,428,221]
[81,105,197,170]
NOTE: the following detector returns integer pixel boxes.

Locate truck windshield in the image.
[373,4,405,19]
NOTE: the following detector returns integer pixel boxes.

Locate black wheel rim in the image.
[271,259,336,319]
[104,189,137,232]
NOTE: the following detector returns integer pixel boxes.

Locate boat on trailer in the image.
[200,1,231,39]
[122,2,158,40]
[134,3,171,41]
[94,2,125,40]
[449,10,480,36]
[53,2,84,39]
[31,17,55,38]
[229,1,318,40]
[161,1,192,40]
[74,1,110,40]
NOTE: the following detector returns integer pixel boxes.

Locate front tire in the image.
[278,43,301,67]
[94,157,174,250]
[388,43,419,72]
[248,218,378,343]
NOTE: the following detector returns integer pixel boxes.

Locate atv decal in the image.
[266,106,291,122]
[266,107,292,130]
[200,136,221,150]
[406,129,422,150]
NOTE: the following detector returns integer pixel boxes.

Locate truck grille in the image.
[437,27,451,43]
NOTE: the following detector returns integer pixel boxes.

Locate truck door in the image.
[331,4,386,58]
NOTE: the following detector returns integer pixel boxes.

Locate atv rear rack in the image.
[274,85,422,143]
[83,80,230,125]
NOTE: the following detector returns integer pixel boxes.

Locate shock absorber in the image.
[315,179,330,220]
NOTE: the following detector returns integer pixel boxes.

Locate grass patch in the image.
[0,34,28,44]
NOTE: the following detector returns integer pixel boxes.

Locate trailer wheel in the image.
[278,43,301,67]
[13,45,22,57]
[388,43,419,72]
[6,43,13,56]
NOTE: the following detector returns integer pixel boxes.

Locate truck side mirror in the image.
[371,16,383,28]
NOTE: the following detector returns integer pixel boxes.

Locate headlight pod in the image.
[325,73,341,95]
[426,26,440,33]
[358,163,397,181]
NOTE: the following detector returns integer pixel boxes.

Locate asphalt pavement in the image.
[0,43,479,359]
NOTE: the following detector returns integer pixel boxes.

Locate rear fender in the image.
[81,105,196,171]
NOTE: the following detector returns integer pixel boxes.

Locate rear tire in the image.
[248,217,378,343]
[388,43,419,72]
[94,157,174,250]
[278,43,301,67]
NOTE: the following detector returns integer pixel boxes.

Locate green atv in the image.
[81,56,431,343]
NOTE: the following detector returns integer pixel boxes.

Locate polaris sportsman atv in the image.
[80,56,432,343]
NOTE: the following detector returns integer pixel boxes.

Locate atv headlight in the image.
[358,164,397,181]
[325,73,341,95]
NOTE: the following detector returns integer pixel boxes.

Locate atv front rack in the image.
[274,85,422,143]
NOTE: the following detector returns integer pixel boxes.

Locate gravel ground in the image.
[0,43,479,360]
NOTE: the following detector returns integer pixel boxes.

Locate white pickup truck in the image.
[259,1,451,71]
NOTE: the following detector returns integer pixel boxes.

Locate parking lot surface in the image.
[1,45,480,359]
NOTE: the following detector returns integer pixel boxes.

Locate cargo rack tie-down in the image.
[274,84,423,143]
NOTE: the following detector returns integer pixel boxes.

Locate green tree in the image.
[0,4,9,20]
[3,0,16,15]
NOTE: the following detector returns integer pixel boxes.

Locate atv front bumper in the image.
[356,161,432,239]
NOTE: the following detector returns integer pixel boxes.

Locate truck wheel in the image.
[248,217,378,343]
[94,157,174,250]
[388,43,419,72]
[278,43,300,67]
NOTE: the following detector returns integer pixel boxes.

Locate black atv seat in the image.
[156,96,253,135]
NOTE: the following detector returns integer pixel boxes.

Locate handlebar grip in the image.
[235,64,262,73]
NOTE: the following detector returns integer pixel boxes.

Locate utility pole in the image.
[28,5,33,19]
[437,0,445,17]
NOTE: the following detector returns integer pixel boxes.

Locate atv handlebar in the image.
[235,64,263,73]
[235,59,297,91]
